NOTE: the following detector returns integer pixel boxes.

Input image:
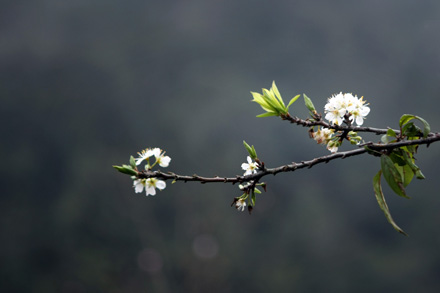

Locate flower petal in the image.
[151,148,161,158]
[356,116,364,126]
[133,180,144,193]
[155,180,166,190]
[145,185,156,196]
[158,156,171,167]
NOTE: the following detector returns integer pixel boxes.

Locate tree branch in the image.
[137,132,440,184]
[281,113,437,137]
[116,85,439,234]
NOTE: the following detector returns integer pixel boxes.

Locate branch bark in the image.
[137,132,440,184]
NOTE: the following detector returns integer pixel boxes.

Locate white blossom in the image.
[151,148,171,167]
[135,147,172,168]
[133,178,166,196]
[145,178,166,195]
[324,93,370,126]
[135,148,154,165]
[326,141,339,153]
[241,156,258,175]
[324,92,346,125]
[133,179,146,193]
[313,127,334,145]
[348,97,370,126]
[235,199,247,211]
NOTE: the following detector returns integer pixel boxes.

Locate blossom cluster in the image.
[231,157,262,212]
[311,93,369,153]
[133,148,171,196]
[312,126,363,153]
[135,148,171,168]
[312,127,339,153]
[324,93,370,126]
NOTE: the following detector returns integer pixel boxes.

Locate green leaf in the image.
[404,144,418,154]
[254,187,262,194]
[263,89,284,114]
[303,94,316,113]
[373,171,408,236]
[402,123,422,138]
[243,140,252,155]
[130,156,136,169]
[389,150,406,166]
[420,116,431,135]
[251,146,257,158]
[382,128,398,143]
[113,165,138,176]
[401,149,425,180]
[399,114,431,138]
[251,92,273,112]
[243,140,257,159]
[399,114,415,127]
[287,94,301,110]
[251,191,256,206]
[380,155,409,198]
[387,128,397,137]
[256,112,277,118]
[415,169,426,180]
[397,164,414,187]
[271,81,285,108]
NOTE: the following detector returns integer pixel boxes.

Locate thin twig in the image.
[282,113,437,137]
[137,133,440,184]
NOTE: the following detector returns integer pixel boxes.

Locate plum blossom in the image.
[135,147,171,168]
[326,140,339,153]
[313,127,334,145]
[132,147,170,196]
[133,179,146,193]
[133,178,166,196]
[324,93,370,126]
[324,93,346,125]
[348,96,370,126]
[235,198,247,211]
[135,148,154,165]
[241,156,258,175]
[151,148,171,167]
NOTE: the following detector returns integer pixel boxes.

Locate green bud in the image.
[303,94,316,114]
[130,156,136,169]
[243,140,258,160]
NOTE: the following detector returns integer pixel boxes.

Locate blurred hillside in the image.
[2,0,440,292]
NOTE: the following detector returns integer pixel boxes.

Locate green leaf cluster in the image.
[399,114,430,138]
[251,81,300,117]
[113,156,138,176]
[113,164,138,176]
[373,114,430,235]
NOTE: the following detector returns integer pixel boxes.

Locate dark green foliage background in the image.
[2,0,440,292]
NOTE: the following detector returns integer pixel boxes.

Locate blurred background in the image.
[2,0,440,292]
